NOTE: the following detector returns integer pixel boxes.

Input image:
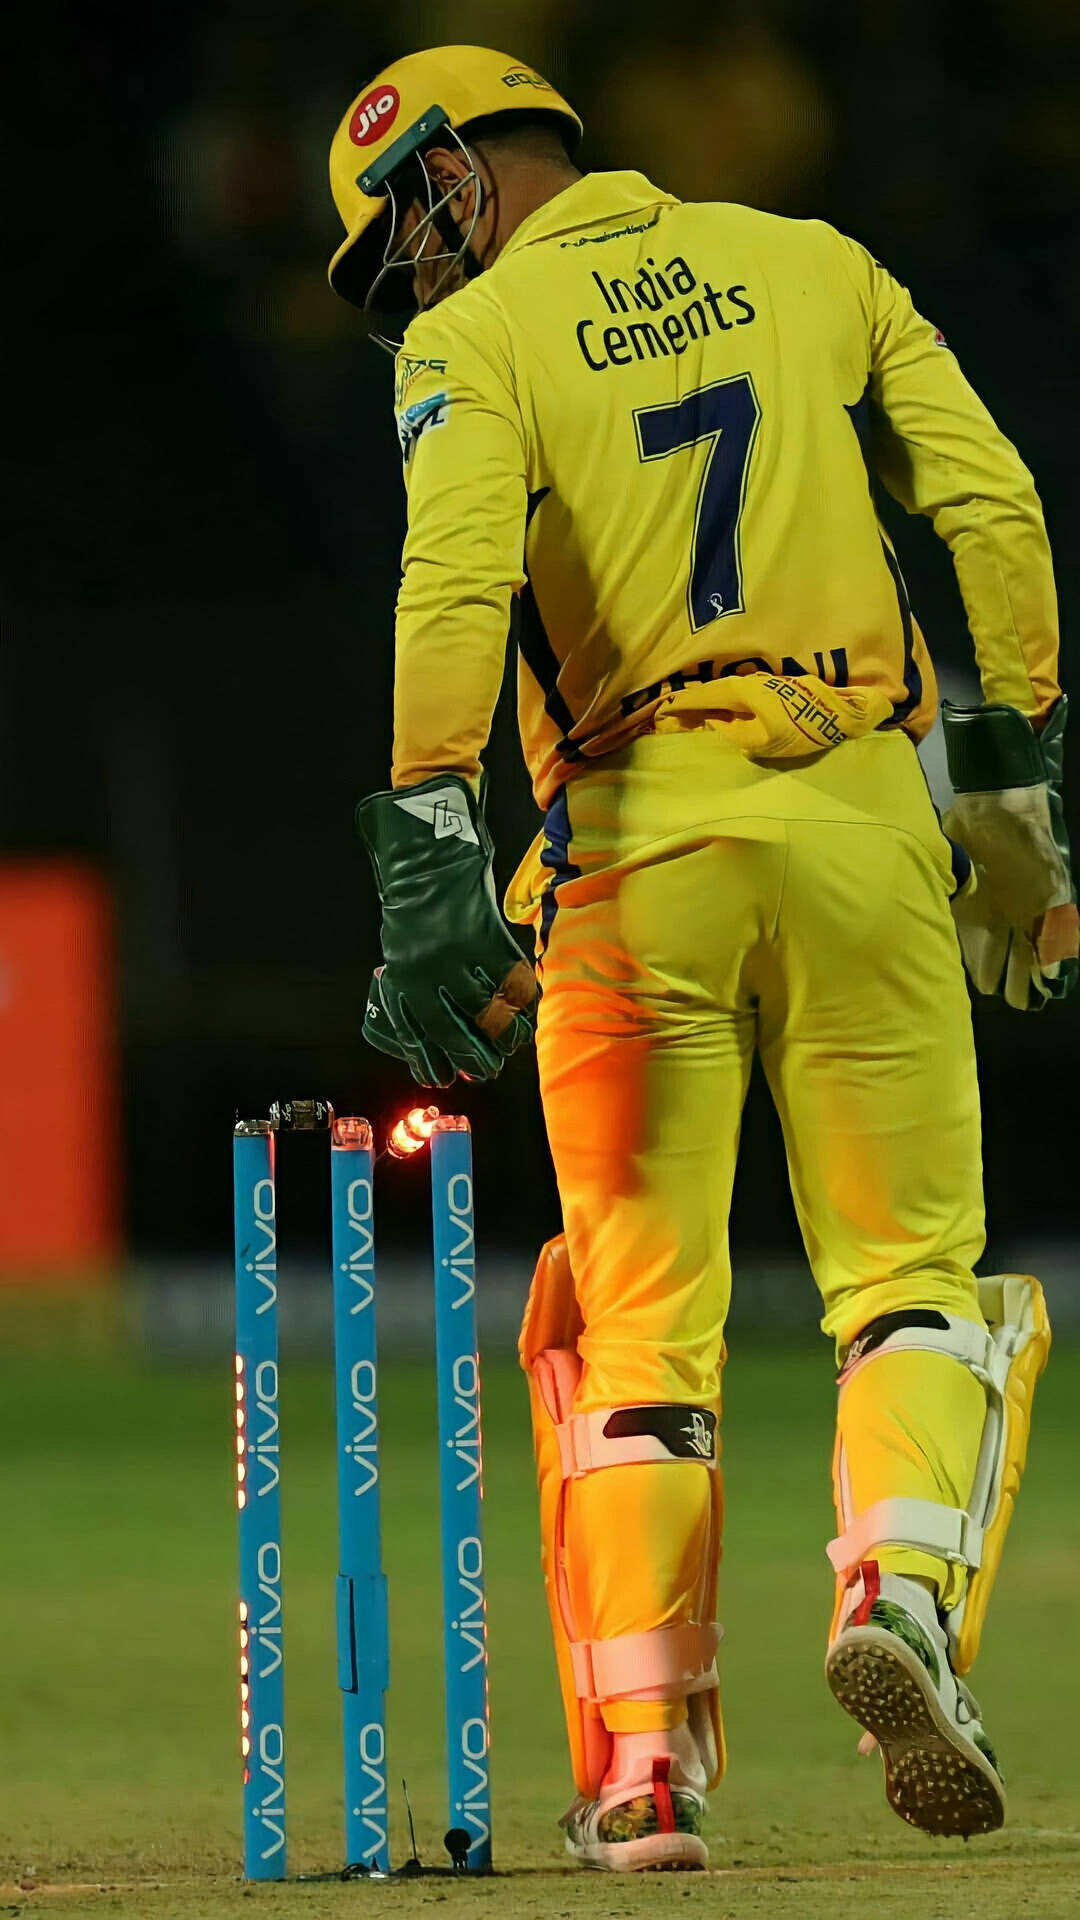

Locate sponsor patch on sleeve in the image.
[396,390,451,461]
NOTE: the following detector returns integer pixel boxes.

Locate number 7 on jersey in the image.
[633,374,761,633]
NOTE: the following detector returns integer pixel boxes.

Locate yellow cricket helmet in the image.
[328,45,582,310]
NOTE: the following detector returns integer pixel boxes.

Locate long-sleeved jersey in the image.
[390,170,1059,807]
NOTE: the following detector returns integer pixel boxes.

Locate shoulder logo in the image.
[393,787,478,845]
[394,354,448,407]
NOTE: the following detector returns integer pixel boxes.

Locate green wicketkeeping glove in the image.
[943,695,1079,1011]
[356,774,537,1086]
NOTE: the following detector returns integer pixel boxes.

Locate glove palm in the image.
[943,697,1078,1011]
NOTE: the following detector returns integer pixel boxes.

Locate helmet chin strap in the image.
[431,199,485,279]
[363,131,485,354]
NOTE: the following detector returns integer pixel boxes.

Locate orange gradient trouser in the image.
[509,727,989,1790]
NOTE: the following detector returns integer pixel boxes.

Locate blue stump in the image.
[234,1122,287,1879]
[430,1119,491,1870]
[330,1116,391,1874]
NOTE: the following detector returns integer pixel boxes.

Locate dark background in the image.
[3,0,1077,1265]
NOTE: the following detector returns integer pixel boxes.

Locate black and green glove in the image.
[943,695,1078,1010]
[356,774,537,1086]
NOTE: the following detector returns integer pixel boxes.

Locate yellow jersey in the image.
[390,170,1059,808]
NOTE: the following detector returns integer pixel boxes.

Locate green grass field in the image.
[1,1299,1077,1920]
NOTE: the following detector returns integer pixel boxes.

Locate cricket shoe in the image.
[561,1730,709,1872]
[826,1564,1005,1838]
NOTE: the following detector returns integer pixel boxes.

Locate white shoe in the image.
[562,1727,709,1873]
[561,1756,708,1872]
[826,1566,1005,1837]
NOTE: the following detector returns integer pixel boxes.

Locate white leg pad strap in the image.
[557,1405,719,1478]
[828,1497,984,1583]
[570,1621,722,1705]
[839,1313,1005,1392]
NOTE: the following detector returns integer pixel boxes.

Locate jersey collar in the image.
[498,171,681,260]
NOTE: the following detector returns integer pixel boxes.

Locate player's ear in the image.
[424,146,477,221]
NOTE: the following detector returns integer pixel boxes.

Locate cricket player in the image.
[328,47,1075,1870]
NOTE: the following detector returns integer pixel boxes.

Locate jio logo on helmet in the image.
[349,85,401,147]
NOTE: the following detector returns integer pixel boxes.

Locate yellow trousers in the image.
[512,725,988,1727]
